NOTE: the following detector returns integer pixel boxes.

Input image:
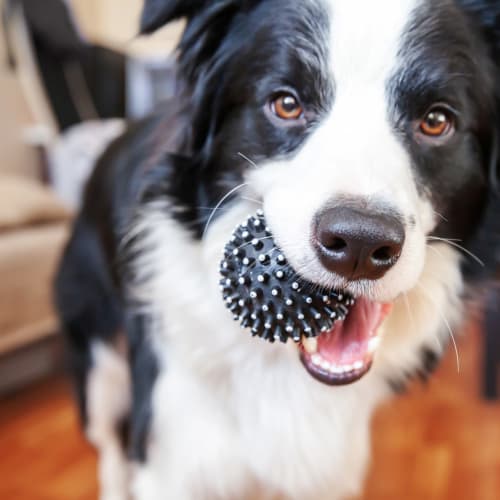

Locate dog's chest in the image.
[131,209,454,499]
[141,321,388,500]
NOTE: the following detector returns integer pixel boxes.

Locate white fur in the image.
[87,342,131,500]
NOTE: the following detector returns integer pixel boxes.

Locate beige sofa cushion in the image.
[0,224,69,354]
[0,174,71,231]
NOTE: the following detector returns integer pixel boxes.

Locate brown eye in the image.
[419,108,454,137]
[271,93,303,120]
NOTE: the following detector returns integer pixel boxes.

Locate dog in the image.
[54,1,500,499]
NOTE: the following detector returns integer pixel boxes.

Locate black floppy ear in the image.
[490,131,500,193]
[140,0,209,34]
[460,1,500,190]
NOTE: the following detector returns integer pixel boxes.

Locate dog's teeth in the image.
[354,360,364,371]
[311,354,322,366]
[368,337,381,353]
[302,336,318,354]
[321,360,331,371]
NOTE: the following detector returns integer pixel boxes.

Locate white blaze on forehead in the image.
[254,0,427,210]
[324,0,422,84]
[315,0,432,224]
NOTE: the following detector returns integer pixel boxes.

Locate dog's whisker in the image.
[402,292,414,327]
[403,292,441,352]
[416,283,460,373]
[236,236,275,251]
[242,246,279,273]
[427,236,461,242]
[240,196,263,205]
[431,210,449,223]
[426,244,446,261]
[237,152,259,170]
[427,237,485,267]
[196,206,232,211]
[203,183,250,238]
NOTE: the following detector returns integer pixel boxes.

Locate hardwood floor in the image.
[0,320,498,500]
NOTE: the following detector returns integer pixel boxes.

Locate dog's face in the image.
[141,0,499,385]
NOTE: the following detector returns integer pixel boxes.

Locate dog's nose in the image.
[314,207,405,280]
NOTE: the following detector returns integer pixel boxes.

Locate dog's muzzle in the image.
[220,210,393,386]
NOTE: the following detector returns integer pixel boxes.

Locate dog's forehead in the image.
[258,0,429,96]
[323,0,422,81]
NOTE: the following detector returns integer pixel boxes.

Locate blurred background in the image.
[0,1,498,499]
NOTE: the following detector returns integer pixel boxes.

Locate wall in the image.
[70,0,183,56]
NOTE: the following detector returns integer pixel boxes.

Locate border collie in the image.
[55,1,500,499]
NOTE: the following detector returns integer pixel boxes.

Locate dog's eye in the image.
[271,93,303,121]
[419,107,454,138]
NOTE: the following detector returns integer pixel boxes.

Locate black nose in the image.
[314,206,405,280]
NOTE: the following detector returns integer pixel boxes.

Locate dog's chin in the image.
[297,298,393,386]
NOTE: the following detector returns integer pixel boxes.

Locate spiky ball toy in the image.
[220,210,354,343]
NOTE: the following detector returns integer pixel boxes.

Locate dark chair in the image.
[3,0,126,132]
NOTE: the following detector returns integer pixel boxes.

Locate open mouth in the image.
[298,299,392,385]
[220,210,394,386]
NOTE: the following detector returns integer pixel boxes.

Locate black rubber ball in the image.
[219,210,354,343]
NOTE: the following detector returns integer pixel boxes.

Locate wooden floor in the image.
[0,321,499,500]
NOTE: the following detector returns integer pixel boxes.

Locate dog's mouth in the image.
[221,211,394,386]
[298,298,392,385]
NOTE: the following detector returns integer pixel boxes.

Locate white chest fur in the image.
[129,202,463,500]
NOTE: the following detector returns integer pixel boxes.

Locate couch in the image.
[0,171,71,394]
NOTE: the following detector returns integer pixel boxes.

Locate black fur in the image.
[54,118,166,455]
[126,312,159,462]
[55,214,123,424]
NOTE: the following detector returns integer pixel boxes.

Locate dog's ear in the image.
[140,0,209,34]
[490,131,500,192]
[460,1,500,189]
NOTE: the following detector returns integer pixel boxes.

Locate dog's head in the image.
[141,0,500,385]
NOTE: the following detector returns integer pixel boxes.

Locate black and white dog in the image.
[55,1,500,499]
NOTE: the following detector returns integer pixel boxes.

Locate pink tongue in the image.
[316,299,391,365]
